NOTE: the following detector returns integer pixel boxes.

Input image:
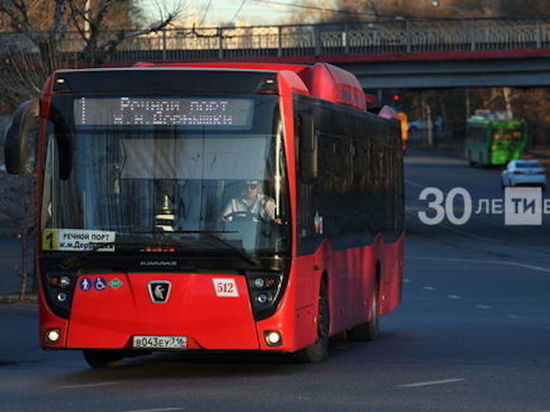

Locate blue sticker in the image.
[79,278,91,291]
[94,277,107,291]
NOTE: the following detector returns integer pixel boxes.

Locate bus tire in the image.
[295,282,329,363]
[349,280,379,342]
[83,349,125,368]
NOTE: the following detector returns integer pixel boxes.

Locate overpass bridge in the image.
[2,17,550,88]
[98,17,550,89]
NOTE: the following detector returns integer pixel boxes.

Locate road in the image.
[1,147,550,411]
[0,237,32,295]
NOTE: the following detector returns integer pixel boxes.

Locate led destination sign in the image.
[74,97,253,127]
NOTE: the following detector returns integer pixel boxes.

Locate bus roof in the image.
[467,117,526,128]
[133,62,367,111]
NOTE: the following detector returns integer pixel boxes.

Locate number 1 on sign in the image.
[42,230,59,251]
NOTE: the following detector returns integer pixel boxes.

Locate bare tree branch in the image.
[0,0,35,40]
[97,9,179,58]
[125,10,179,38]
[52,0,78,43]
[0,0,183,103]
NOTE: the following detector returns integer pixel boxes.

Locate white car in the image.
[501,159,547,190]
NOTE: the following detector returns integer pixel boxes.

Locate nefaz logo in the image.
[148,281,172,304]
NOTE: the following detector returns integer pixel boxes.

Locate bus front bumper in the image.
[41,273,262,351]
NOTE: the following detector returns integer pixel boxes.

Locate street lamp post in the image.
[84,0,91,38]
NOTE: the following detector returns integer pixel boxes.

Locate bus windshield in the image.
[41,94,289,257]
[492,128,523,141]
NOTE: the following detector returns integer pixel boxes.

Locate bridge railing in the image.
[1,17,549,62]
[111,17,550,61]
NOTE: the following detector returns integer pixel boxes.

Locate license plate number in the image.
[132,335,187,350]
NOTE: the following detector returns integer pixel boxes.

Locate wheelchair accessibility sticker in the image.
[94,277,107,291]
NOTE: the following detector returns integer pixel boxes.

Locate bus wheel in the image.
[295,283,329,363]
[349,281,379,341]
[83,349,125,368]
[468,151,475,167]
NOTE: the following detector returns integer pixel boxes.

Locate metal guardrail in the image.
[108,18,550,61]
[1,17,549,62]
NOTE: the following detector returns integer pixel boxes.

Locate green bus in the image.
[465,116,529,166]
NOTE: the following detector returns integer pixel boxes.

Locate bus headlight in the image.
[246,272,284,320]
[44,272,76,319]
[256,293,270,304]
[59,276,71,288]
[56,292,68,303]
[253,277,266,289]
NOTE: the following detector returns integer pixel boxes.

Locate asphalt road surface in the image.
[1,147,550,411]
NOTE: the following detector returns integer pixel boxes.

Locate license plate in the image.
[132,335,187,350]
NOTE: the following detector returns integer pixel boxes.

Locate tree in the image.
[0,0,181,103]
[0,0,181,299]
[496,0,550,17]
[281,0,549,25]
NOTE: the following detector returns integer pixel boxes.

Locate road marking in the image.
[447,294,461,300]
[404,208,550,255]
[476,304,491,309]
[125,409,184,412]
[404,179,426,189]
[407,256,550,275]
[398,378,465,388]
[423,286,435,291]
[57,381,125,389]
[506,315,522,320]
[404,278,412,283]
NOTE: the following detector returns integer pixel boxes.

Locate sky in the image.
[140,0,307,27]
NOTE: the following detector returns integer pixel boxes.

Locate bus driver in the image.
[222,180,276,222]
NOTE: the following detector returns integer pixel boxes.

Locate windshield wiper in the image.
[132,230,238,235]
[204,234,260,266]
[175,230,259,266]
[59,236,192,270]
[58,231,258,269]
[59,241,118,270]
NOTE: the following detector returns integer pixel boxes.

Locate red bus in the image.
[4,62,404,367]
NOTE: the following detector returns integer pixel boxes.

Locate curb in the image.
[0,294,37,306]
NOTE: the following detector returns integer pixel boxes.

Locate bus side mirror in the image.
[299,116,318,184]
[4,99,39,175]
